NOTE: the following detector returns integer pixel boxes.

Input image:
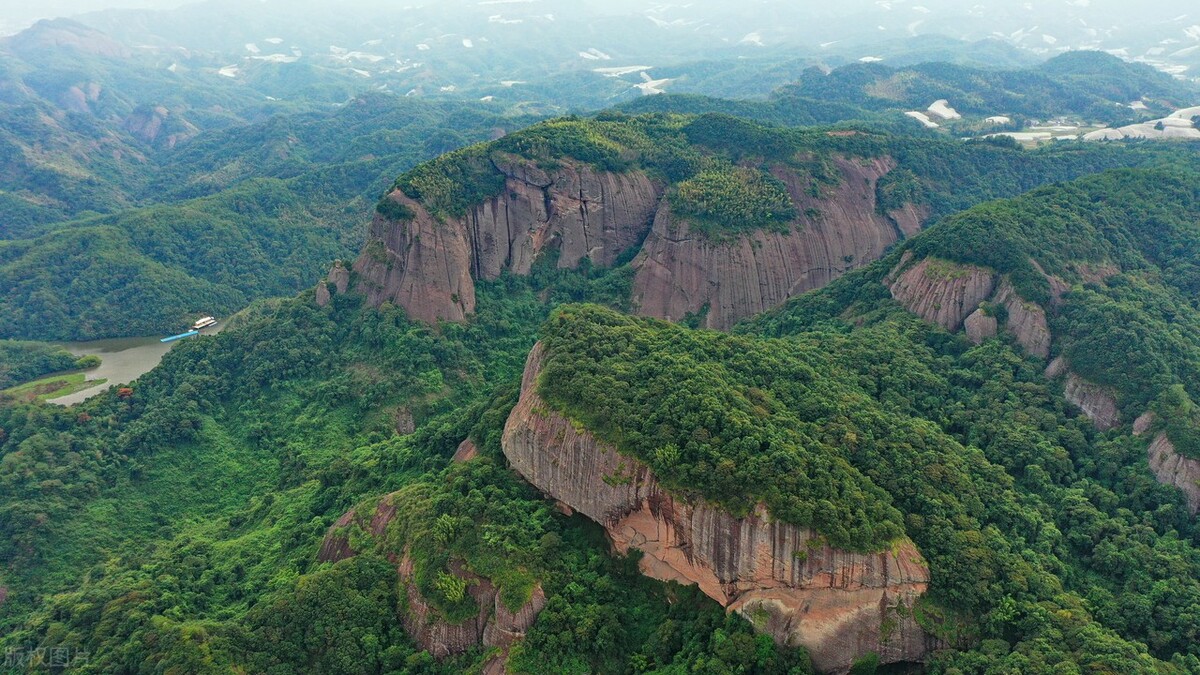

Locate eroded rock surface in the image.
[501,343,931,673]
[355,159,659,323]
[357,155,925,330]
[316,490,545,660]
[1147,432,1200,516]
[964,308,998,345]
[1063,372,1120,431]
[633,157,922,330]
[887,257,996,331]
[993,279,1051,358]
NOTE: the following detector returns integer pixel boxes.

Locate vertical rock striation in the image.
[887,257,997,331]
[1147,432,1200,516]
[501,343,931,673]
[632,157,921,330]
[1062,372,1120,431]
[354,159,659,323]
[356,154,926,331]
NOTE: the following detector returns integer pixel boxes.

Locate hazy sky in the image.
[0,0,189,33]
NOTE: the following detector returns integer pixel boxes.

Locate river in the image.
[51,321,227,406]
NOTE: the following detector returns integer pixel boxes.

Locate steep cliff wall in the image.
[354,195,476,323]
[887,258,1052,358]
[993,279,1051,359]
[501,343,931,673]
[1135,413,1200,516]
[1063,372,1120,431]
[354,158,660,323]
[357,153,925,330]
[632,157,923,330]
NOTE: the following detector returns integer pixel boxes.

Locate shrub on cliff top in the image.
[536,304,906,552]
[668,165,797,239]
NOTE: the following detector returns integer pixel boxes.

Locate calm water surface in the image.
[51,322,226,405]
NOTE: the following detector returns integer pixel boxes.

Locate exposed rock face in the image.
[316,493,546,659]
[993,280,1051,358]
[889,257,1053,358]
[354,195,476,323]
[452,439,478,463]
[397,556,547,659]
[315,261,351,308]
[1063,372,1120,431]
[355,158,660,323]
[964,308,997,345]
[888,257,996,331]
[633,157,923,330]
[1045,356,1069,379]
[501,343,931,673]
[316,495,399,564]
[329,261,350,294]
[1133,411,1155,436]
[395,407,415,435]
[123,105,197,148]
[357,154,926,330]
[1146,432,1200,516]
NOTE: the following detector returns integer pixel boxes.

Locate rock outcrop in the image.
[452,439,478,463]
[993,279,1051,359]
[357,153,926,331]
[123,105,198,149]
[887,256,996,331]
[315,260,352,307]
[888,257,1052,358]
[633,157,923,330]
[1146,432,1200,516]
[1135,413,1200,517]
[1063,372,1120,431]
[316,486,546,660]
[964,308,997,344]
[398,554,546,659]
[501,343,931,673]
[355,158,660,323]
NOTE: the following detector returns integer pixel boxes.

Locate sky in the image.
[0,0,188,34]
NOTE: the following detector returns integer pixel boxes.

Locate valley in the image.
[4,2,1200,674]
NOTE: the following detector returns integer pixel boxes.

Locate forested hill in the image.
[782,50,1199,123]
[357,108,1200,333]
[4,166,1200,672]
[0,94,540,341]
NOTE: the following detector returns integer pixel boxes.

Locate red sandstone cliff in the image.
[500,343,932,673]
[632,157,924,330]
[356,154,925,330]
[354,157,660,323]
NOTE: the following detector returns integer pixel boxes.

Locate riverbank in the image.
[47,321,227,406]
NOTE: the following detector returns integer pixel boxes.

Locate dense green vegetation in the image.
[0,93,542,341]
[901,169,1200,456]
[668,167,796,238]
[538,306,905,551]
[0,340,79,389]
[7,34,1200,671]
[529,285,1200,671]
[0,256,810,673]
[383,108,1200,240]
